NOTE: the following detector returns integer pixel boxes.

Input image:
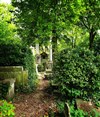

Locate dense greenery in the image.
[23,48,37,92]
[0,1,100,116]
[53,47,100,103]
[0,41,37,92]
[0,4,18,43]
[0,3,37,93]
[0,3,23,66]
[70,105,100,117]
[93,37,100,55]
[0,100,15,117]
[79,0,100,49]
[0,42,25,66]
[12,0,100,51]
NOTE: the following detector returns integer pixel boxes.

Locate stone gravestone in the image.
[0,66,28,99]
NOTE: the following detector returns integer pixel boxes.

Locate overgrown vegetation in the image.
[0,1,100,116]
[0,42,25,66]
[0,3,37,95]
[23,48,37,92]
[70,105,100,117]
[0,40,37,93]
[0,100,15,117]
[52,47,100,104]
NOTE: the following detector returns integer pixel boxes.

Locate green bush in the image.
[52,48,100,102]
[24,48,37,92]
[0,42,26,66]
[70,106,100,117]
[38,64,45,72]
[70,105,87,117]
[0,100,15,117]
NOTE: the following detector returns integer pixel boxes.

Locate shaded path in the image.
[14,79,57,117]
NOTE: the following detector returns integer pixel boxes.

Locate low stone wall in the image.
[0,66,23,72]
[0,66,28,99]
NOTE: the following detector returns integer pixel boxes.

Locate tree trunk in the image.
[89,28,96,49]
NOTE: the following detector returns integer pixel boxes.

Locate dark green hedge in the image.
[52,47,100,103]
[0,43,26,66]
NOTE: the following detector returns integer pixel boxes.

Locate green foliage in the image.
[56,101,65,113]
[53,47,100,102]
[70,105,87,117]
[12,45,37,93]
[91,109,100,117]
[12,0,100,50]
[38,64,45,72]
[0,40,37,93]
[24,48,37,92]
[0,3,37,93]
[0,82,10,99]
[0,42,25,66]
[79,0,100,31]
[0,3,25,66]
[93,37,100,55]
[78,0,100,49]
[0,4,17,43]
[12,0,85,46]
[0,100,15,117]
[0,41,37,93]
[70,106,100,117]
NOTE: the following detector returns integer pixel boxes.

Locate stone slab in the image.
[0,66,23,72]
[0,72,22,80]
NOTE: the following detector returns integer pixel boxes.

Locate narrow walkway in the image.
[14,78,57,117]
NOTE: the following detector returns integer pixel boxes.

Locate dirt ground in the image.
[13,79,57,117]
[13,78,100,117]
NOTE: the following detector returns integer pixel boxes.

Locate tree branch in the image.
[81,17,90,30]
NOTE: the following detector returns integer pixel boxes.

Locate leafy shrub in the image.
[24,48,37,92]
[0,100,15,117]
[0,41,26,66]
[70,105,87,117]
[38,64,45,72]
[70,105,100,117]
[90,109,100,117]
[56,101,65,113]
[52,47,100,102]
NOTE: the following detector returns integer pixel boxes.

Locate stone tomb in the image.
[0,66,28,99]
